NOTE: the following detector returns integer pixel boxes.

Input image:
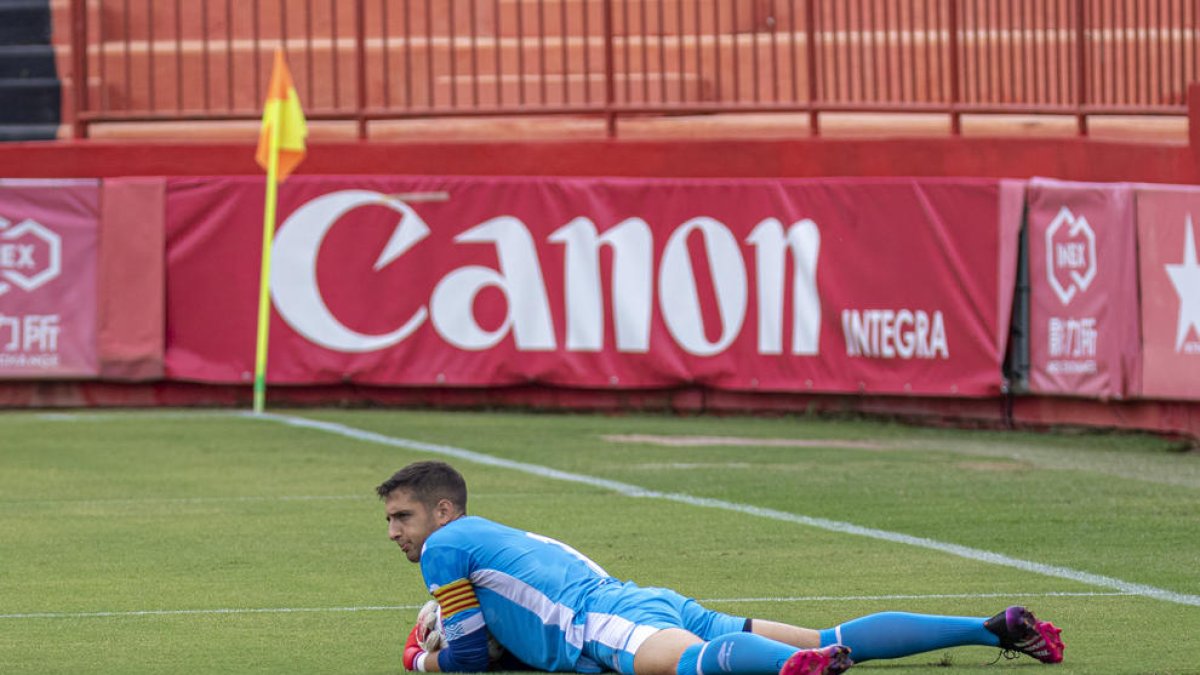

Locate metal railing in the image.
[69,0,1199,138]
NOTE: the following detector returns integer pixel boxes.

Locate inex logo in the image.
[0,216,62,297]
[1045,206,1097,305]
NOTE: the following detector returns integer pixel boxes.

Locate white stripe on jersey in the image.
[582,612,635,649]
[444,611,486,642]
[581,612,659,654]
[624,625,660,654]
[471,569,586,649]
[526,532,610,578]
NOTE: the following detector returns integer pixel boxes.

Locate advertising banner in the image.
[1135,186,1200,400]
[1026,179,1140,399]
[0,179,100,378]
[164,176,1021,396]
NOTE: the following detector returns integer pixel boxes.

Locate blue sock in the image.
[818,612,999,662]
[676,632,799,675]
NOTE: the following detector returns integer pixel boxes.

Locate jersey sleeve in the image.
[420,537,492,672]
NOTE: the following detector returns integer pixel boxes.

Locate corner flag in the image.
[255,49,308,180]
[253,48,307,414]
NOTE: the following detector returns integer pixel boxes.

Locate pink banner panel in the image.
[1026,179,1141,399]
[165,176,1020,396]
[0,179,100,378]
[98,178,166,381]
[1135,187,1200,400]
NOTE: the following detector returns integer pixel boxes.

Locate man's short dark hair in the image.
[376,461,468,513]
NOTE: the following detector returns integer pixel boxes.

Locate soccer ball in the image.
[416,600,505,661]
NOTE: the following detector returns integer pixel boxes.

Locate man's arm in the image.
[404,616,492,672]
[413,528,495,672]
[404,578,493,672]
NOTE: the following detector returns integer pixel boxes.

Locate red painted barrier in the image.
[0,140,1195,438]
[0,137,1197,183]
[61,0,1198,138]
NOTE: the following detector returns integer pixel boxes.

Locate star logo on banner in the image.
[1166,215,1200,353]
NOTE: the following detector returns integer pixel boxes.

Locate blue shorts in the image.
[577,582,746,674]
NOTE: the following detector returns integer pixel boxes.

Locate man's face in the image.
[384,489,447,563]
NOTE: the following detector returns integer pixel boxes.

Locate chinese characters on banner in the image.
[1026,179,1141,398]
[1135,187,1200,400]
[0,179,100,378]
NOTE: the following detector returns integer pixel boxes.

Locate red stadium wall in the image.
[0,136,1198,441]
[1,136,1198,182]
[2,382,1198,443]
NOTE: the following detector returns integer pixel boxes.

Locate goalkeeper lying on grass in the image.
[379,461,1064,675]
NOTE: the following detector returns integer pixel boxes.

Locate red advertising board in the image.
[1135,186,1200,400]
[1026,179,1141,399]
[164,176,1021,396]
[0,179,100,379]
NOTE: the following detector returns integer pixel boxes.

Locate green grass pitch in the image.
[1,409,1198,673]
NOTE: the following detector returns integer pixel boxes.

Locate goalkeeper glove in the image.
[403,622,427,671]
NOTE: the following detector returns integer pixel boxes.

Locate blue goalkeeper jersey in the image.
[420,515,616,672]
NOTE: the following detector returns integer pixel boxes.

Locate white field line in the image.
[247,413,1200,609]
[0,605,423,620]
[697,591,1134,604]
[0,592,1131,621]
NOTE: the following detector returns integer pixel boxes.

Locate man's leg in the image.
[745,620,821,649]
[816,612,997,661]
[631,628,699,675]
[592,586,849,675]
[751,613,993,661]
[751,607,1062,664]
[632,628,850,675]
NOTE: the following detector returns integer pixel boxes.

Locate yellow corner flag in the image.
[255,48,308,180]
[253,49,307,414]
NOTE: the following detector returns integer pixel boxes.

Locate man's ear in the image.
[433,498,457,525]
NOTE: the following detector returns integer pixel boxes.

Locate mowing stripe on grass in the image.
[0,592,1131,620]
[34,411,237,421]
[0,494,366,507]
[250,412,1200,609]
